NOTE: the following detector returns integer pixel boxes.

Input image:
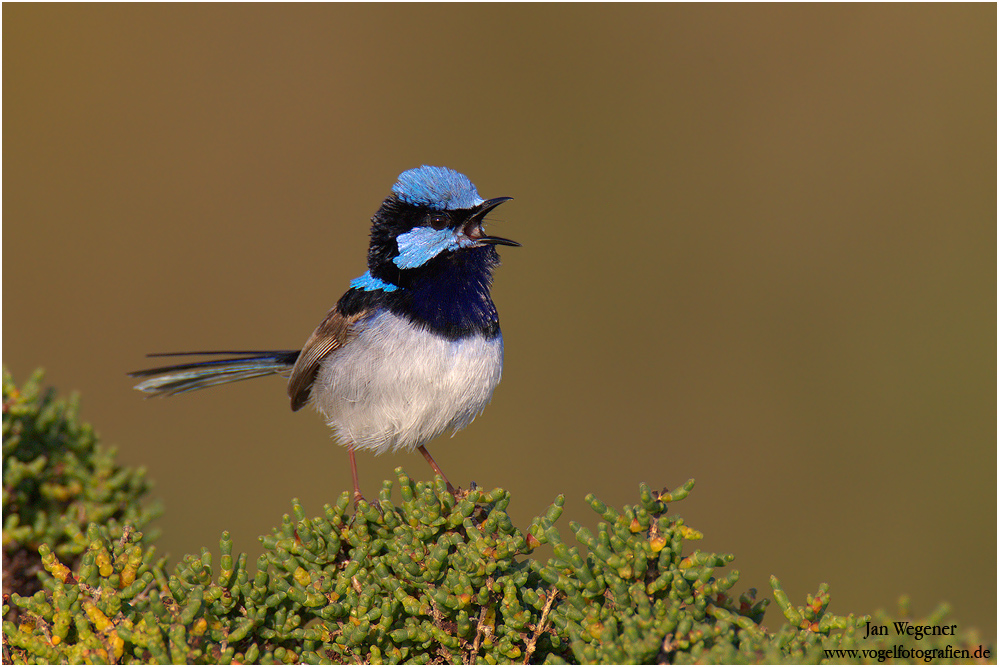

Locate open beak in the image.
[466,197,520,247]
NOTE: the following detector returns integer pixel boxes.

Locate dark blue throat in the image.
[388,245,501,339]
[337,246,501,340]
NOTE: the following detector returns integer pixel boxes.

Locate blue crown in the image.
[392,166,484,211]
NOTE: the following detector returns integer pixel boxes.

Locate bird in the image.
[129,166,518,504]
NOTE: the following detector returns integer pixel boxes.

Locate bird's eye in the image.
[428,214,449,230]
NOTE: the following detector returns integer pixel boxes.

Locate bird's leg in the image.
[348,443,364,506]
[417,445,456,496]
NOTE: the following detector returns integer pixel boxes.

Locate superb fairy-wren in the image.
[130,166,518,502]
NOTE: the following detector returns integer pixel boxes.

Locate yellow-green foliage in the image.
[3,368,161,587]
[2,371,988,664]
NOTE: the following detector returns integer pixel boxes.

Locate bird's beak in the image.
[466,197,520,247]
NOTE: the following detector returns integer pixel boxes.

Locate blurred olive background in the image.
[4,4,994,635]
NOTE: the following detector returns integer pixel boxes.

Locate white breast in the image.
[310,310,504,454]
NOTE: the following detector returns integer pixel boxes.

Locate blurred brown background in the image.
[4,4,995,636]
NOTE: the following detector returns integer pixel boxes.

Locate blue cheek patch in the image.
[350,271,399,292]
[394,226,472,269]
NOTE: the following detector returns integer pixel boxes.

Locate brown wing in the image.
[288,306,366,411]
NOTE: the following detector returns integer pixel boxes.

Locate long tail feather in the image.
[129,350,300,397]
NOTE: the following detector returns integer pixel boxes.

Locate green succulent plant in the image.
[2,369,988,664]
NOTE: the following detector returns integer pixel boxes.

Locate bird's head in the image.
[366,166,517,287]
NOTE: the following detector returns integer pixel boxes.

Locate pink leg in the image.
[349,443,364,506]
[418,445,456,496]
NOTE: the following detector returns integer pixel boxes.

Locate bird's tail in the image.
[129,350,301,397]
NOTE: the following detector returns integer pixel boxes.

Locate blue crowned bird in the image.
[130,166,518,503]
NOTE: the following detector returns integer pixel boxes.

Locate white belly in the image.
[310,310,504,454]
